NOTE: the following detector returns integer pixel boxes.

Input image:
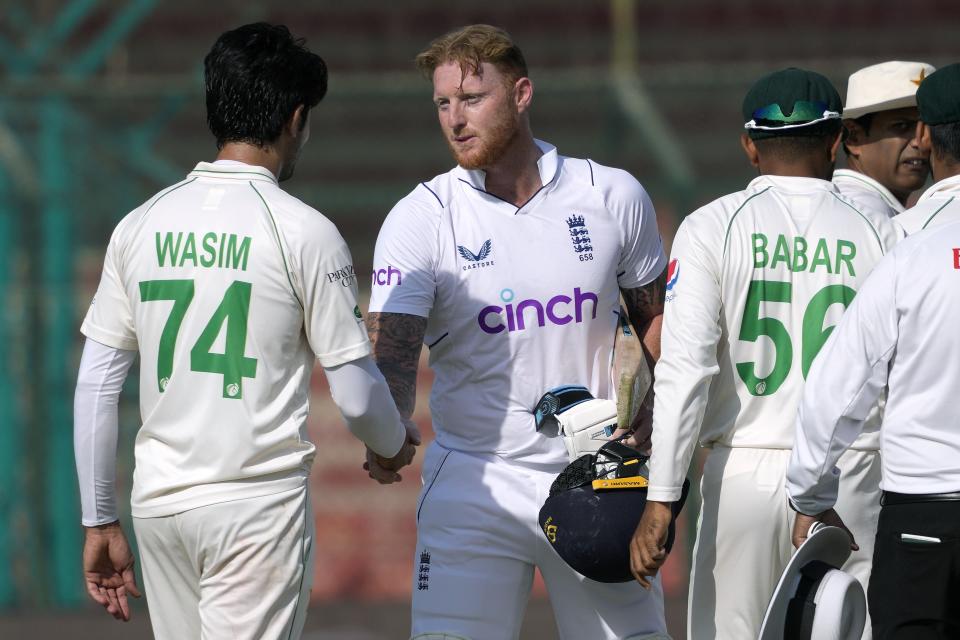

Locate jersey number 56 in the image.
[736,280,854,396]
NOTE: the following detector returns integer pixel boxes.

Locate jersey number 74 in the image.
[139,279,258,399]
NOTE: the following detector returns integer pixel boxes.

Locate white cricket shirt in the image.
[833,168,905,218]
[788,220,960,513]
[648,175,901,502]
[894,174,960,235]
[82,161,372,517]
[368,141,665,466]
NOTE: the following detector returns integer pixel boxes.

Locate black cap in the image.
[917,63,960,126]
[743,68,843,139]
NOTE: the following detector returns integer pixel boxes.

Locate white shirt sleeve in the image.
[74,338,136,526]
[595,166,666,288]
[298,218,372,368]
[786,251,899,515]
[81,224,138,351]
[368,189,440,317]
[323,356,406,458]
[647,217,723,502]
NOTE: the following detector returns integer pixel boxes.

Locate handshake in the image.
[363,418,421,484]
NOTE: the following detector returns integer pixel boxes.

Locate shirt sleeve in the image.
[80,225,138,351]
[786,251,899,515]
[368,189,440,317]
[323,355,406,458]
[74,338,136,526]
[598,167,666,288]
[647,217,723,502]
[299,217,371,368]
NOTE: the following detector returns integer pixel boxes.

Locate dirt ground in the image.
[0,593,688,639]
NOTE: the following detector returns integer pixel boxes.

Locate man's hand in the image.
[82,522,142,621]
[364,418,421,484]
[792,507,859,551]
[613,387,654,455]
[630,500,673,589]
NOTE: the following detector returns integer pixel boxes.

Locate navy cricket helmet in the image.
[538,441,690,583]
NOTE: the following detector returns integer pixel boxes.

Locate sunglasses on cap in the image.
[744,100,841,131]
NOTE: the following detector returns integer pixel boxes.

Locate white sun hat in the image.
[758,523,867,640]
[843,60,936,120]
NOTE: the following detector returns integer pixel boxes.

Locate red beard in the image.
[446,104,520,170]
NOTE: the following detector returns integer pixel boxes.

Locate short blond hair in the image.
[415,24,528,85]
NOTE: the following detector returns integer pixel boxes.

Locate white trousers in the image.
[411,442,669,640]
[133,484,314,640]
[688,447,880,640]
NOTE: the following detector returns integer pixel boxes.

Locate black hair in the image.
[929,122,960,164]
[753,121,842,162]
[204,23,327,149]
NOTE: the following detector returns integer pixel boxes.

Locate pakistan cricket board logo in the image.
[566,215,594,262]
[458,239,494,271]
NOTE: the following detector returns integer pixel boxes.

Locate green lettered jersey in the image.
[647,175,901,502]
[81,162,370,517]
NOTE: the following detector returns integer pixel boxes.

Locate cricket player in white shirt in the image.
[366,25,669,640]
[894,64,960,236]
[630,68,901,640]
[787,215,960,637]
[834,61,935,218]
[75,24,413,639]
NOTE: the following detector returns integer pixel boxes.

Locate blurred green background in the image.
[0,0,955,637]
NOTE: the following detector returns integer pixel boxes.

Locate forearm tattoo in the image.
[621,268,666,337]
[365,312,427,419]
[621,268,666,365]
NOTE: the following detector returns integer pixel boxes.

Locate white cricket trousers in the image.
[688,446,880,640]
[411,442,670,640]
[133,484,314,640]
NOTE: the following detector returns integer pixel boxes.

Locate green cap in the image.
[742,68,843,139]
[917,63,960,125]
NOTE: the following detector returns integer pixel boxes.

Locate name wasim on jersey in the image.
[81,162,371,517]
[648,175,901,502]
[368,141,665,466]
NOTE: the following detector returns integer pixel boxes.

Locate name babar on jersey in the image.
[722,199,885,399]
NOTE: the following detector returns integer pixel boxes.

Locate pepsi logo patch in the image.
[665,259,679,302]
[666,259,680,290]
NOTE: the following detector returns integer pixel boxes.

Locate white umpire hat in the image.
[843,60,936,120]
[759,523,866,640]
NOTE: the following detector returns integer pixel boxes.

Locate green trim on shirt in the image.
[249,182,304,310]
[144,177,198,217]
[921,197,956,230]
[837,172,900,210]
[830,193,885,253]
[191,168,276,182]
[723,187,772,258]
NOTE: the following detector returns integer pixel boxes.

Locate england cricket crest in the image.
[566,214,594,262]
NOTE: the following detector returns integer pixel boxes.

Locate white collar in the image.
[454,139,559,191]
[832,169,904,212]
[748,174,838,193]
[188,160,277,184]
[916,174,960,204]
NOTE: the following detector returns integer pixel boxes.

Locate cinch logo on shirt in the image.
[477,287,598,334]
[372,265,402,286]
[953,248,960,270]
